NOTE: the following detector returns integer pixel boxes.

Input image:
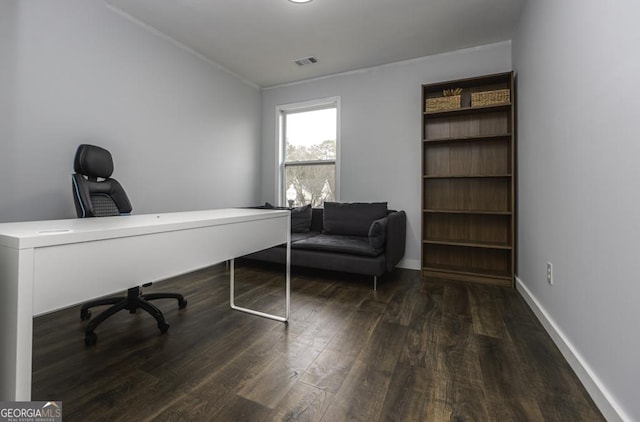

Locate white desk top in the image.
[0,208,289,250]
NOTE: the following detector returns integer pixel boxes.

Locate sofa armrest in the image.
[368,217,388,249]
[384,210,406,272]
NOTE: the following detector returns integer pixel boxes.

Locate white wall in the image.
[0,0,262,223]
[513,1,639,420]
[261,42,512,269]
[0,1,18,211]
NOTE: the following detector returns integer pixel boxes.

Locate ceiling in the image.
[105,0,525,88]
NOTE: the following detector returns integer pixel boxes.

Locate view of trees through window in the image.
[283,106,337,208]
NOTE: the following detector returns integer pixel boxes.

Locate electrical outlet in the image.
[547,262,553,285]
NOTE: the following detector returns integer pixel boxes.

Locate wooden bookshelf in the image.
[421,72,515,287]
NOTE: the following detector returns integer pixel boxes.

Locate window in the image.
[277,97,339,207]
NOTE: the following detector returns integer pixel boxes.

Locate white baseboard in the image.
[397,258,420,271]
[515,276,630,422]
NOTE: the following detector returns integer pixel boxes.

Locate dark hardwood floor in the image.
[32,262,604,421]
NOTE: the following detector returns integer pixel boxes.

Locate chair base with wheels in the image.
[81,285,187,345]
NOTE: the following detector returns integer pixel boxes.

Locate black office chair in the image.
[71,144,187,345]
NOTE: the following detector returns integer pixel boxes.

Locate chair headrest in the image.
[73,144,114,178]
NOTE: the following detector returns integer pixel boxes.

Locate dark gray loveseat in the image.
[243,202,406,290]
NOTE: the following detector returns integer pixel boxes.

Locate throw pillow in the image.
[323,202,388,237]
[291,204,312,233]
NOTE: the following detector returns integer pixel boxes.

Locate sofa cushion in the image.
[290,231,318,243]
[292,234,383,257]
[291,204,313,233]
[323,202,388,237]
[368,217,388,249]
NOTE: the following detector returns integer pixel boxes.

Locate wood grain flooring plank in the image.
[33,334,159,403]
[299,309,379,393]
[382,288,418,327]
[397,287,441,368]
[442,282,471,318]
[133,328,286,420]
[150,284,345,417]
[299,349,355,395]
[358,294,392,314]
[147,324,290,420]
[237,340,323,408]
[64,369,161,421]
[503,320,605,421]
[490,284,540,329]
[437,312,476,358]
[431,312,490,421]
[30,267,605,421]
[425,396,487,422]
[378,363,433,421]
[468,284,508,338]
[476,334,546,421]
[320,321,407,421]
[210,395,273,422]
[287,299,354,351]
[140,298,285,383]
[431,349,489,420]
[269,380,334,422]
[357,320,409,369]
[319,281,369,307]
[319,358,389,422]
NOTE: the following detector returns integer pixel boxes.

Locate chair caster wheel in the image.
[179,299,187,309]
[80,310,91,321]
[158,322,170,333]
[85,332,97,346]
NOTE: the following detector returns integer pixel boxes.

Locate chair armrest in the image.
[384,210,406,272]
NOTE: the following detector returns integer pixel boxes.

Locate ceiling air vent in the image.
[294,56,318,66]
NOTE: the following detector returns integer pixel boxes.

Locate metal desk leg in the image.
[229,245,290,322]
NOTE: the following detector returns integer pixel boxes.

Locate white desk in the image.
[0,208,291,401]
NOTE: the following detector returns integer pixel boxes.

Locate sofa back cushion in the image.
[258,202,313,233]
[323,202,388,236]
[291,204,313,233]
[310,208,325,232]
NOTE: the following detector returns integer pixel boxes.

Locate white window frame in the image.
[275,96,341,207]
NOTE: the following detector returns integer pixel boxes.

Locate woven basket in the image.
[471,89,510,107]
[426,95,461,112]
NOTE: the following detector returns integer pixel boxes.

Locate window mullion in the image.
[284,160,336,167]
